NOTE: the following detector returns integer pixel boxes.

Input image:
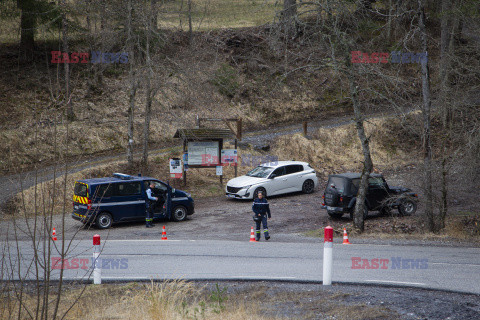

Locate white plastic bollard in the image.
[323,226,333,285]
[93,234,101,284]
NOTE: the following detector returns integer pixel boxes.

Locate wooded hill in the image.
[1,0,479,232]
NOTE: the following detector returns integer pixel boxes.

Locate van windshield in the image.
[74,182,88,197]
[246,166,274,178]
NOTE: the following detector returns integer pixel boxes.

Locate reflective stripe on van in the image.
[91,200,146,207]
[73,194,89,204]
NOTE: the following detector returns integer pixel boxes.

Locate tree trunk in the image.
[188,0,193,45]
[62,0,75,121]
[126,0,137,168]
[386,0,393,41]
[151,0,158,32]
[18,0,36,53]
[282,0,297,38]
[349,73,373,233]
[438,0,460,230]
[142,11,153,171]
[418,0,434,232]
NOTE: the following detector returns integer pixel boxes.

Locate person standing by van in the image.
[146,183,158,228]
[252,191,271,241]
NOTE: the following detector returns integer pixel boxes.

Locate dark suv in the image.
[321,173,418,219]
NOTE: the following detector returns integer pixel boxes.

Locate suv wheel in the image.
[172,205,188,222]
[398,199,417,216]
[350,206,368,220]
[254,187,267,199]
[302,179,315,194]
[96,212,113,229]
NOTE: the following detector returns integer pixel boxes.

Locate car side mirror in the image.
[269,174,277,179]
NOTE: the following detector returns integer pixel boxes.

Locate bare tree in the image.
[417,0,434,231]
[126,0,138,169]
[61,0,74,121]
[282,0,297,38]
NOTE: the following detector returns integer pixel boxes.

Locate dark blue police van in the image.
[71,173,194,229]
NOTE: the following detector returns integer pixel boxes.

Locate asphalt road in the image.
[7,239,480,295]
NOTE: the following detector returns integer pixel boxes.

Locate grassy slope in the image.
[0,0,348,174]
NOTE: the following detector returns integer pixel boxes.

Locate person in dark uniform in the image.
[145,182,158,228]
[252,191,271,241]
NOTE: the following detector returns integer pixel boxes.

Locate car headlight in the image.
[241,185,252,190]
[185,192,192,198]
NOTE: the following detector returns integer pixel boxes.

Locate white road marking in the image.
[106,240,187,242]
[230,276,297,280]
[429,262,480,267]
[365,280,426,286]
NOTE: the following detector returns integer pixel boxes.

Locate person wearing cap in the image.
[252,191,271,241]
[145,182,158,228]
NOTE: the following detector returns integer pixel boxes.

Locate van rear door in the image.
[73,182,90,218]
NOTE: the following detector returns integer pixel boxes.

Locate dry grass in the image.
[272,114,420,177]
[0,280,272,320]
[305,213,480,243]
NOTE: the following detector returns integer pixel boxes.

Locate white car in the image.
[225,161,318,199]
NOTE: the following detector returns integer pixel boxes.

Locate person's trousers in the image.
[146,203,154,226]
[255,215,269,240]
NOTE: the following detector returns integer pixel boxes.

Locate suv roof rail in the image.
[113,173,133,180]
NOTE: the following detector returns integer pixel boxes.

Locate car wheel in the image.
[302,179,315,194]
[327,211,343,219]
[349,206,368,220]
[253,187,267,198]
[96,212,113,229]
[398,199,417,216]
[172,205,188,222]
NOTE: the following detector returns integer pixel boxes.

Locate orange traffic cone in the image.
[249,226,257,242]
[161,226,168,240]
[342,228,351,244]
[52,227,57,241]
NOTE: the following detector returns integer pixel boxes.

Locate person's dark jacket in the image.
[252,198,271,218]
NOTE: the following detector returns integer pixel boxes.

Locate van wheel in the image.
[172,206,187,222]
[96,212,113,229]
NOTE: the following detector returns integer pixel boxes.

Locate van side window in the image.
[117,182,142,196]
[94,184,113,198]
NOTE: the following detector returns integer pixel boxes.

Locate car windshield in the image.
[246,166,274,178]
